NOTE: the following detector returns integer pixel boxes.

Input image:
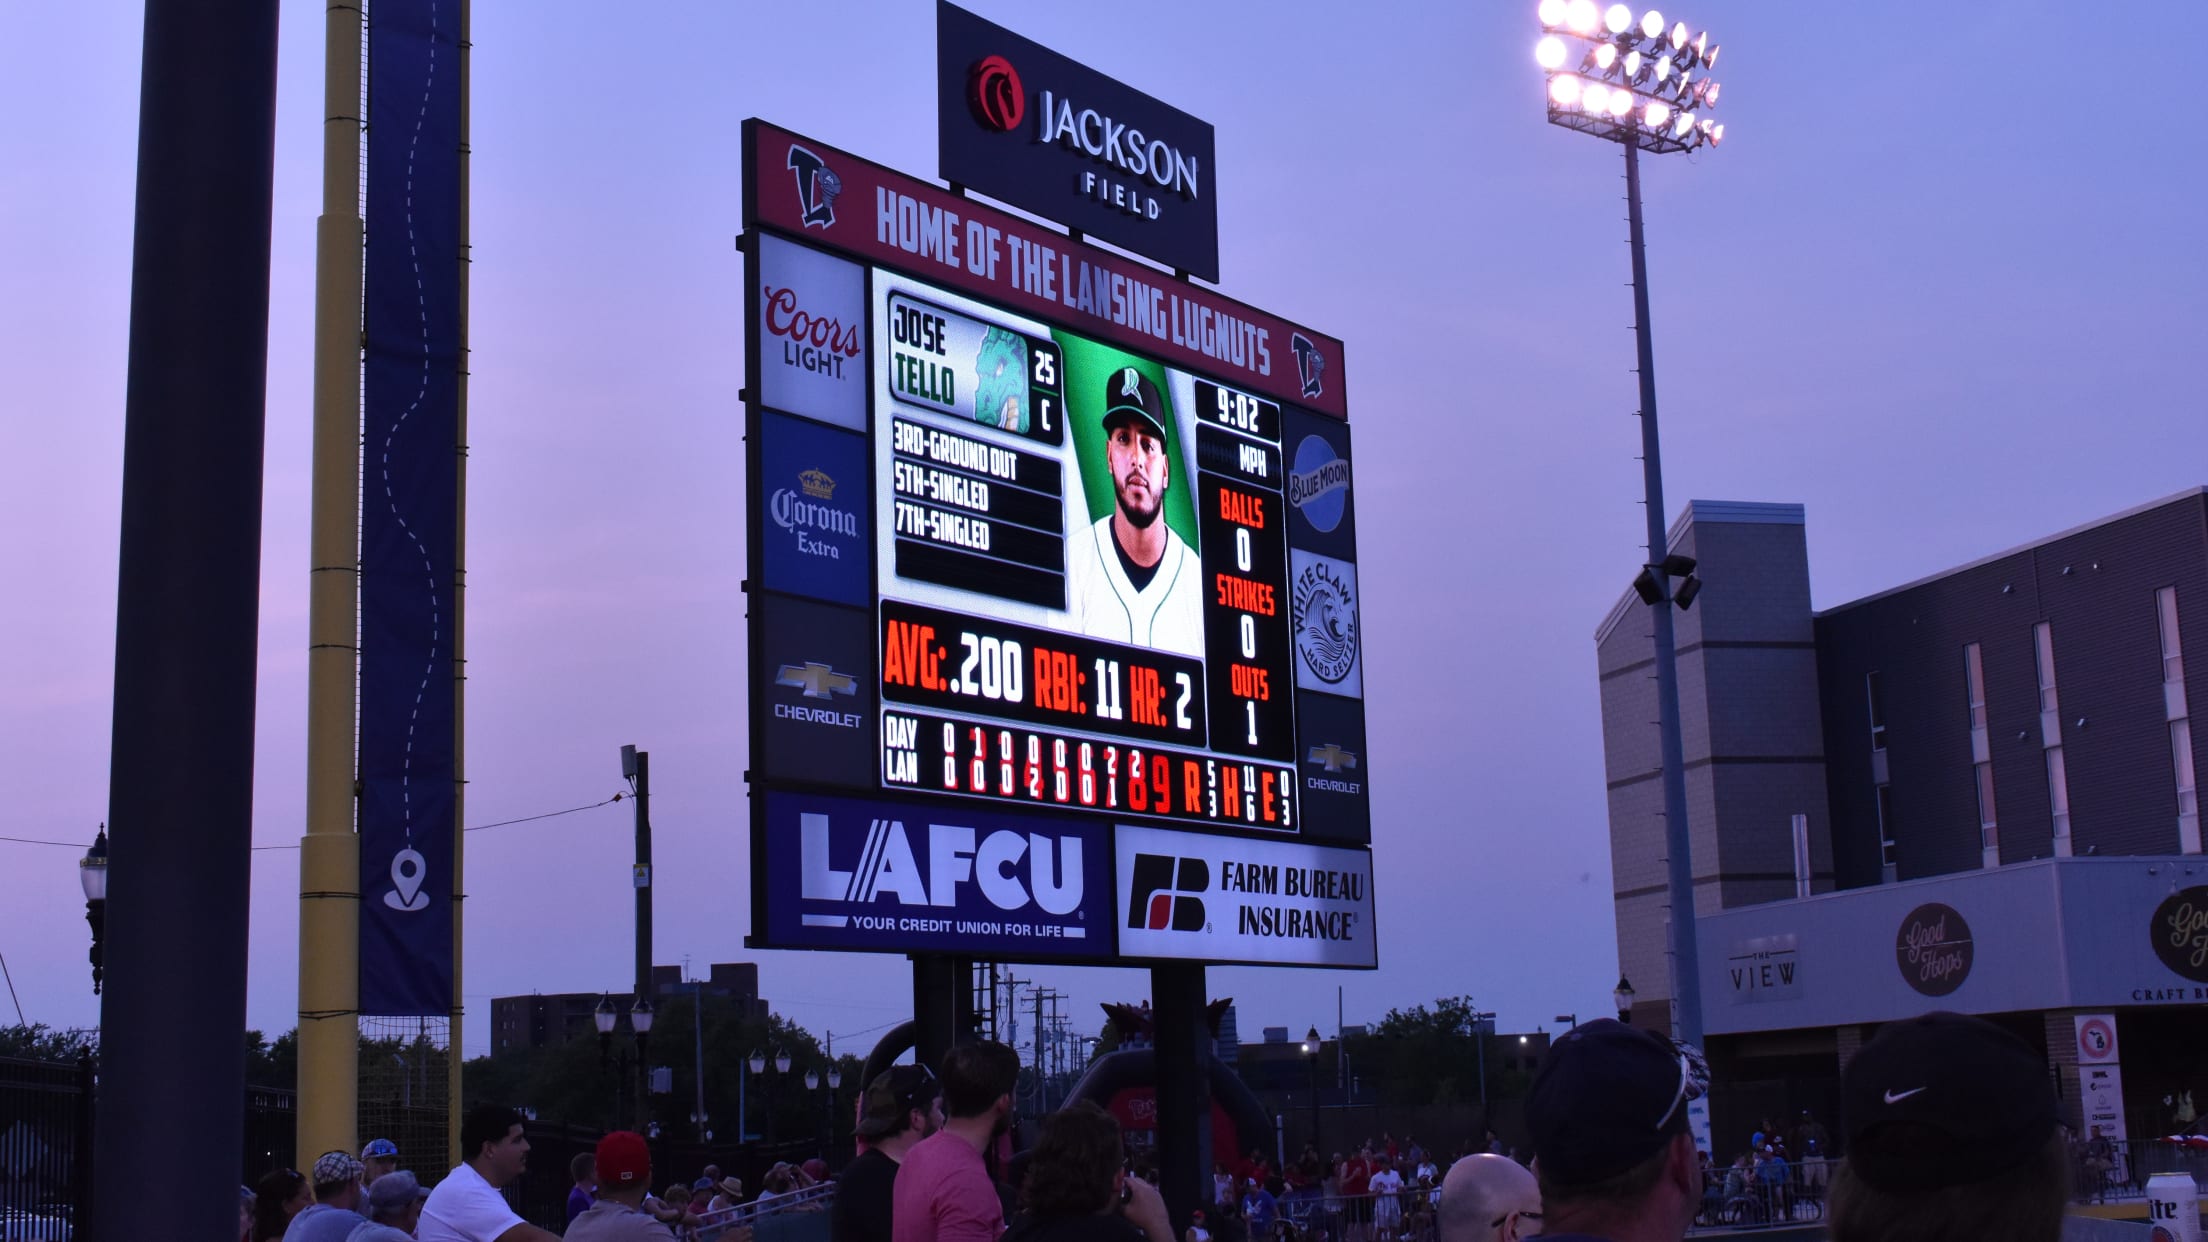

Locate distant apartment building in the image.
[489,962,767,1054]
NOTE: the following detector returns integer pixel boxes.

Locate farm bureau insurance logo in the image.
[1293,558,1359,688]
[968,54,1025,131]
[1127,854,1209,932]
[786,144,842,229]
[798,812,1086,931]
[1895,902,1974,997]
[2150,884,2208,983]
[771,465,859,563]
[1286,435,1351,534]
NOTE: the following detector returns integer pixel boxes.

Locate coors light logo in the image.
[1895,902,1974,997]
[763,284,861,380]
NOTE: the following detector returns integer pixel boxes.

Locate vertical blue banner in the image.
[359,0,462,1016]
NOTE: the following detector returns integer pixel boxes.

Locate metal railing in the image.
[694,1180,836,1242]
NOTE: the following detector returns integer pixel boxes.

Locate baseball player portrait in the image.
[1064,366,1204,657]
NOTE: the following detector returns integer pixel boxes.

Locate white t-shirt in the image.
[1063,515,1204,657]
[417,1161,525,1242]
[1368,1171,1403,1221]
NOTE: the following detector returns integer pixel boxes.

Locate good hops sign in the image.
[1895,902,1974,997]
[2149,885,2208,984]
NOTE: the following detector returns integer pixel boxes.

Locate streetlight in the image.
[631,998,655,1131]
[1302,1026,1322,1156]
[1537,3,1726,1054]
[766,1048,791,1145]
[1615,977,1638,1024]
[743,1050,766,1144]
[78,826,108,995]
[827,1066,844,1146]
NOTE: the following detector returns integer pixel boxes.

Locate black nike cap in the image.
[1526,1020,1702,1188]
[1841,1011,2059,1193]
[1101,366,1167,442]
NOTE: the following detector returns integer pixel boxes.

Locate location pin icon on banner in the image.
[384,847,430,911]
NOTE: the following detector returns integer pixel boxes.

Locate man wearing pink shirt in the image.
[893,1041,1022,1242]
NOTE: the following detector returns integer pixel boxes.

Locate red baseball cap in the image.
[595,1131,652,1187]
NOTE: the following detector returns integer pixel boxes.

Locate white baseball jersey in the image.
[1064,515,1204,658]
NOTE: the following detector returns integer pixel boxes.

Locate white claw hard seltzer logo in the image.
[1291,551,1361,696]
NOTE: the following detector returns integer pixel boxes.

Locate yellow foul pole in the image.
[299,0,366,1165]
[447,0,473,1170]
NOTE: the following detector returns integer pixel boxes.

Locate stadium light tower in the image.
[1535,3,1726,1055]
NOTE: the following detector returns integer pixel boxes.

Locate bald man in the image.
[1438,1155,1542,1242]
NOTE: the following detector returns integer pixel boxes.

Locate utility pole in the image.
[624,745,653,1129]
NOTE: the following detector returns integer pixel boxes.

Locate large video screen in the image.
[743,120,1370,967]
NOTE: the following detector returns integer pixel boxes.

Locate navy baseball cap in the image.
[1525,1020,1706,1187]
[1841,1011,2058,1192]
[1102,367,1167,441]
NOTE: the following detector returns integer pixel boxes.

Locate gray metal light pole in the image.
[1535,1,1725,1052]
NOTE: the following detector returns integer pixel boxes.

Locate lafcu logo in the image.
[968,54,1025,131]
[798,812,1085,926]
[1126,854,1209,932]
[786,144,843,229]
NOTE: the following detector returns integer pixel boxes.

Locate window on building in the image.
[2034,622,2059,714]
[1976,762,1999,843]
[1866,670,1888,751]
[1965,644,1987,730]
[1876,784,1897,869]
[2161,587,2185,684]
[2175,719,2198,819]
[2046,746,2071,847]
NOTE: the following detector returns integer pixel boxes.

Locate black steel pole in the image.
[635,749,653,1128]
[1307,1056,1320,1156]
[95,2,280,1239]
[1622,137,1705,1051]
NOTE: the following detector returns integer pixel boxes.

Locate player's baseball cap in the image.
[1841,1011,2058,1193]
[1525,1020,1706,1188]
[856,1065,940,1140]
[595,1131,652,1189]
[1102,367,1167,442]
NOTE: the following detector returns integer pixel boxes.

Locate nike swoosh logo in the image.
[1884,1087,1928,1104]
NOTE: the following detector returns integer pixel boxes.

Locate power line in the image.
[0,792,628,853]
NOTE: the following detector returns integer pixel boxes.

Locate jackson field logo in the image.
[1292,556,1360,691]
[968,54,1025,131]
[786,144,843,229]
[1290,333,1326,400]
[1127,853,1209,932]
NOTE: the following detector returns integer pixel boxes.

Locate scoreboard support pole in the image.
[910,954,976,1068]
[1151,963,1213,1233]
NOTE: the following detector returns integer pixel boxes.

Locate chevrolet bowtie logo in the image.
[776,662,858,701]
[1307,743,1358,774]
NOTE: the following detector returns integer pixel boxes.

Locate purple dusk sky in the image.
[1,2,2199,1061]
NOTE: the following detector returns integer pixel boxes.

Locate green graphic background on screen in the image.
[1051,331,1200,554]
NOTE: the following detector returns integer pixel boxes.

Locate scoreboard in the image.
[869,266,1306,834]
[744,120,1373,968]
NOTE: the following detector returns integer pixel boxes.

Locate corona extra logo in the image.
[800,468,835,500]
